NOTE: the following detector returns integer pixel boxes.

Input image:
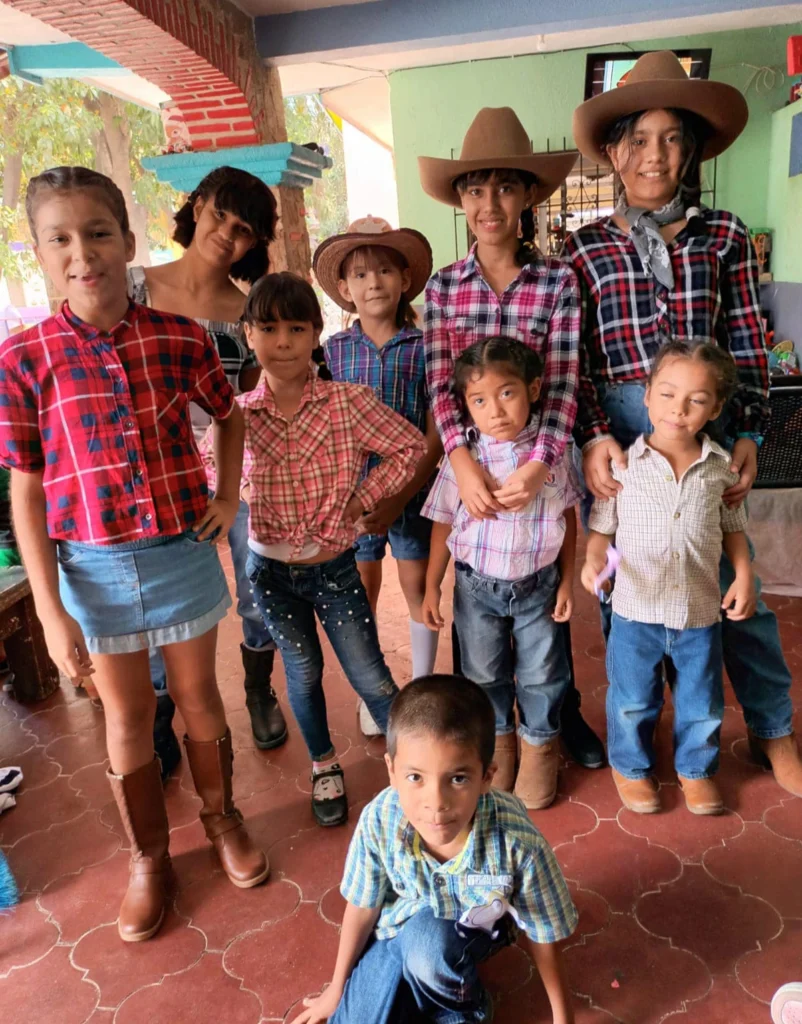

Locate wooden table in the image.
[0,567,59,702]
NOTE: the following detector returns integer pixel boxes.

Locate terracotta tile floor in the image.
[0,552,800,1024]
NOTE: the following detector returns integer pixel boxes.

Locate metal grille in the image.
[755,380,802,489]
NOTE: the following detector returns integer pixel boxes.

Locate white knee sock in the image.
[410,618,439,679]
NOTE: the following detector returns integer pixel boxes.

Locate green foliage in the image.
[284,94,347,245]
[0,76,179,281]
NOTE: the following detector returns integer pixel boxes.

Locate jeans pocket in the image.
[324,558,360,593]
[57,542,85,567]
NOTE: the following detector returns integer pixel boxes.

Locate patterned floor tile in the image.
[636,864,782,974]
[0,944,99,1024]
[0,897,59,979]
[10,810,120,894]
[114,952,262,1024]
[736,919,802,1004]
[661,974,768,1023]
[703,822,802,917]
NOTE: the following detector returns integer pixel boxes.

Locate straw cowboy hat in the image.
[313,216,433,312]
[573,50,749,166]
[418,107,577,208]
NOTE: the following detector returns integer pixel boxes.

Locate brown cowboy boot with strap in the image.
[183,728,269,888]
[107,757,170,942]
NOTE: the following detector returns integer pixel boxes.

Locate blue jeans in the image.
[585,382,793,740]
[149,497,272,695]
[452,560,570,744]
[331,908,506,1024]
[607,614,724,779]
[246,548,398,760]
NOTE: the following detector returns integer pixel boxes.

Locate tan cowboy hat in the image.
[418,107,577,208]
[313,216,433,312]
[573,50,749,166]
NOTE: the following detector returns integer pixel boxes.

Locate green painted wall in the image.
[766,101,802,283]
[390,24,799,272]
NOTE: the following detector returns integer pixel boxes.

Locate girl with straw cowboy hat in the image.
[565,49,802,805]
[418,106,606,805]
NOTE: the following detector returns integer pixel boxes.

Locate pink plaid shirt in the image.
[208,372,426,559]
[424,246,580,468]
[422,419,581,581]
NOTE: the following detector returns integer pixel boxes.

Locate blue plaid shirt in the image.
[341,787,578,943]
[324,322,428,480]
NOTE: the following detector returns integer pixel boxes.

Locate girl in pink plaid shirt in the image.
[236,273,426,828]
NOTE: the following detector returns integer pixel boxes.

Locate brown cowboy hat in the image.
[313,216,433,312]
[418,107,577,208]
[573,50,749,166]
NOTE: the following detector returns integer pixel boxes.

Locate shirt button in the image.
[144,513,152,522]
[665,474,673,481]
[125,421,134,429]
[674,511,681,519]
[435,876,445,888]
[672,551,680,559]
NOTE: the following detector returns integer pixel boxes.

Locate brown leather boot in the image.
[514,739,559,810]
[183,729,269,888]
[492,733,518,792]
[612,769,661,814]
[107,758,170,942]
[748,732,802,797]
[678,776,724,815]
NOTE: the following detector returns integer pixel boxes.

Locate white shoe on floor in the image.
[357,700,383,737]
[772,984,802,1024]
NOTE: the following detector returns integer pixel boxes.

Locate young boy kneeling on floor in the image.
[291,675,578,1024]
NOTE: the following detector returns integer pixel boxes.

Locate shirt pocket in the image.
[514,314,549,355]
[447,316,478,354]
[142,389,191,447]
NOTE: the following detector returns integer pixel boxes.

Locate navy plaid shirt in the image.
[324,320,428,482]
[563,210,770,449]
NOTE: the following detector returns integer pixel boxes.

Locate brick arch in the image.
[6,0,286,150]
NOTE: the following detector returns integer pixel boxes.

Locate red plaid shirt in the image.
[563,210,770,449]
[218,372,425,559]
[0,302,234,544]
[424,246,580,468]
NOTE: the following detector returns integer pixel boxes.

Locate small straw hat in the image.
[418,107,577,208]
[313,216,433,313]
[572,50,749,166]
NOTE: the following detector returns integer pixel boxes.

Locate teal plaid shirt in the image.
[341,787,578,943]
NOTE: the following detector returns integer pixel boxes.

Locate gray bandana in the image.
[617,194,699,292]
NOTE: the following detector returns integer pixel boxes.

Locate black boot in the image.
[241,644,288,750]
[153,692,182,783]
[559,622,606,769]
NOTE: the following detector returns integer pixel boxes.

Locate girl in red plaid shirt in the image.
[233,273,426,828]
[0,167,268,946]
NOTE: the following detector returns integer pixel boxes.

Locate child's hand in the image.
[583,438,627,500]
[493,460,547,511]
[552,583,573,622]
[580,557,607,596]
[42,609,94,685]
[422,586,444,630]
[454,459,501,520]
[196,496,238,543]
[344,496,365,525]
[722,572,757,621]
[289,983,343,1024]
[357,496,402,537]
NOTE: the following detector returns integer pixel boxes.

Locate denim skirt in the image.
[57,531,231,654]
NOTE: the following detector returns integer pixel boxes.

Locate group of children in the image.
[1,48,800,1024]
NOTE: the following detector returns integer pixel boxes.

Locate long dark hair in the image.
[453,168,538,267]
[604,108,711,206]
[173,166,278,283]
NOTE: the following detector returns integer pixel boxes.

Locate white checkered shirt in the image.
[340,786,578,944]
[589,433,748,629]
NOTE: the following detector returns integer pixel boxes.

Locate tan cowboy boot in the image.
[492,733,518,792]
[107,757,170,942]
[183,729,269,888]
[514,739,559,810]
[612,769,661,814]
[748,732,802,797]
[678,776,724,816]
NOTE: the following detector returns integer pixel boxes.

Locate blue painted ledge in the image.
[141,143,333,192]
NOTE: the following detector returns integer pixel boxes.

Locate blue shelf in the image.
[142,142,333,192]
